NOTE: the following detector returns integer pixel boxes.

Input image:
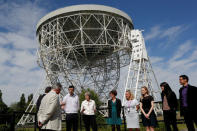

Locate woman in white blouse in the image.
[81,92,97,131]
[124,90,140,131]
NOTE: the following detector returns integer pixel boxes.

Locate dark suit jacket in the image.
[108,98,122,118]
[179,84,197,116]
[161,91,178,111]
[36,94,46,112]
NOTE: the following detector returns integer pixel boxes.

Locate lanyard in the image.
[127,100,132,107]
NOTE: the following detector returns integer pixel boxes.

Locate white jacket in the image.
[38,90,62,130]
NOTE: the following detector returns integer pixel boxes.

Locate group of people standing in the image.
[160,75,197,131]
[37,84,98,131]
[36,75,197,131]
[61,86,98,131]
[120,75,197,131]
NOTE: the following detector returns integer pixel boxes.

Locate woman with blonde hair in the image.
[140,86,157,131]
[123,90,140,131]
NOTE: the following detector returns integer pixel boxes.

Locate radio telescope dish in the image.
[36,4,133,99]
[17,5,163,126]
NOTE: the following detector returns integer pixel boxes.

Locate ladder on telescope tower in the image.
[122,30,162,115]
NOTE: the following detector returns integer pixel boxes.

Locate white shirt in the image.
[124,99,139,114]
[62,94,79,113]
[80,99,96,115]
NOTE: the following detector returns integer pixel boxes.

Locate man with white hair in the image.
[38,83,62,131]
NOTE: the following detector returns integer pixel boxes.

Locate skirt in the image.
[126,112,140,128]
[141,111,157,127]
[107,117,122,125]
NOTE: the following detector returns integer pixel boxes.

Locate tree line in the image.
[0,90,33,125]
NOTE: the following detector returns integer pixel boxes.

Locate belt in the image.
[66,113,78,115]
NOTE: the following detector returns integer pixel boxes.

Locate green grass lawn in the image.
[16,122,188,131]
[15,112,190,131]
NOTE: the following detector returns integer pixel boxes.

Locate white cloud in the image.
[144,25,189,48]
[160,25,182,38]
[144,24,197,96]
[11,50,37,69]
[0,33,9,45]
[0,66,45,105]
[167,41,197,72]
[0,1,47,105]
[170,40,192,61]
[144,26,161,41]
[0,47,12,63]
[151,41,197,95]
[0,32,36,49]
[0,2,45,36]
[149,56,164,64]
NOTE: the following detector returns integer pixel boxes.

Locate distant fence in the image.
[0,108,185,131]
[0,113,15,131]
[0,111,37,131]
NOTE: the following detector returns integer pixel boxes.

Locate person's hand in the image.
[60,101,64,106]
[136,105,140,111]
[81,108,85,114]
[94,109,96,113]
[145,114,149,119]
[61,105,64,110]
[38,121,43,127]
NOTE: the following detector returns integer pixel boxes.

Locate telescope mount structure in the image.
[122,30,162,115]
[17,5,162,126]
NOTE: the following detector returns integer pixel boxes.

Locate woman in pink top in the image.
[160,82,178,131]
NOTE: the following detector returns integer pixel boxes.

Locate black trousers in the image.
[182,108,197,131]
[111,125,121,131]
[41,129,55,131]
[82,115,97,131]
[163,110,178,131]
[66,113,78,131]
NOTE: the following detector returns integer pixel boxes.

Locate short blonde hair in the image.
[126,90,134,100]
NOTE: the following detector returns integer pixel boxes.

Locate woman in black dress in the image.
[140,86,157,131]
[160,82,178,131]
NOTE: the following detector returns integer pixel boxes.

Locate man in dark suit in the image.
[36,86,52,112]
[179,75,197,131]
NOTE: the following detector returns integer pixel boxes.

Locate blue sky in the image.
[0,0,197,105]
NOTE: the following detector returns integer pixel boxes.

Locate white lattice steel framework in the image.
[36,5,133,99]
[17,5,162,126]
[122,30,162,115]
